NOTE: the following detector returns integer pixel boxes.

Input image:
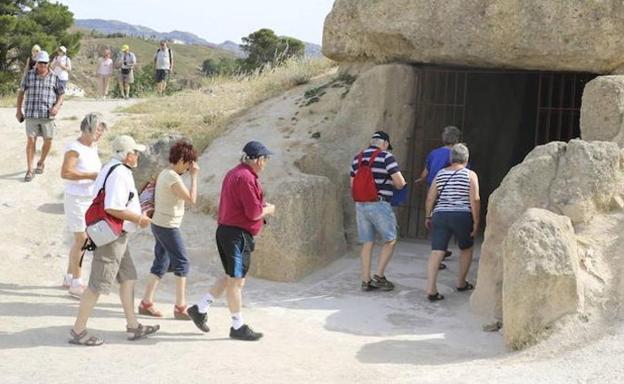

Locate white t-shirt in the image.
[64,140,102,197]
[154,48,172,70]
[52,55,71,81]
[96,57,113,76]
[94,159,141,233]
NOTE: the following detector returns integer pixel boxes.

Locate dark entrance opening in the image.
[397,66,596,239]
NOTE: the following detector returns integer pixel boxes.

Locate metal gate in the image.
[396,69,467,238]
[398,67,595,239]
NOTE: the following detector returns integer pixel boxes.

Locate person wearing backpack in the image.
[154,40,173,96]
[350,131,406,292]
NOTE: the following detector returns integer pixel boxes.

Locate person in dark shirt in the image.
[187,141,275,341]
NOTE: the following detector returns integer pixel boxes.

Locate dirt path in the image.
[0,98,623,383]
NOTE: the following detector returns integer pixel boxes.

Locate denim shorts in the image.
[355,201,397,243]
[150,224,190,278]
[431,211,474,251]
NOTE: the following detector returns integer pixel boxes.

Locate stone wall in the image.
[323,0,624,73]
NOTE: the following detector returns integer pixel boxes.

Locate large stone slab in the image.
[323,0,624,73]
[581,76,624,147]
[503,208,579,350]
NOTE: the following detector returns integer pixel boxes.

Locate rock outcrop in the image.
[502,208,580,350]
[471,139,624,349]
[323,0,624,73]
[581,76,624,147]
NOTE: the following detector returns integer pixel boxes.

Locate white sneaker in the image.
[68,284,85,298]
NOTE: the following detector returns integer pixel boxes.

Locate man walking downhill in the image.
[187,141,275,341]
[16,50,64,182]
[154,40,173,96]
[351,131,406,291]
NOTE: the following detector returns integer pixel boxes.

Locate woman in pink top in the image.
[95,48,113,98]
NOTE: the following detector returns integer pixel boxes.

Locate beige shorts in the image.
[25,118,55,139]
[118,70,134,84]
[88,233,137,294]
[64,193,91,232]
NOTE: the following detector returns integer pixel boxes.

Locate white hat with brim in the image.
[111,135,147,156]
[35,51,50,63]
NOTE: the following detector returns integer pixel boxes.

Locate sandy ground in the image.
[1,97,624,384]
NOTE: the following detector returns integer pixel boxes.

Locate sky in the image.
[56,0,336,44]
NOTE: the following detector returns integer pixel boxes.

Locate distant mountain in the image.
[76,19,324,58]
[217,40,245,58]
[218,40,323,59]
[75,19,214,46]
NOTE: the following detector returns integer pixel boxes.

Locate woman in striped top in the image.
[424,143,480,302]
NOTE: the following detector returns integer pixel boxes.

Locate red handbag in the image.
[85,164,128,247]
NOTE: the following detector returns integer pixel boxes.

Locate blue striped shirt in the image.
[350,146,400,199]
[433,168,471,213]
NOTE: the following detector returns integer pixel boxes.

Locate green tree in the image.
[201,57,241,77]
[0,0,80,93]
[240,28,304,71]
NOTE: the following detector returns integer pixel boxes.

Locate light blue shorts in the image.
[355,201,397,243]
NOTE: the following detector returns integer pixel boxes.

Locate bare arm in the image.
[171,162,199,205]
[16,90,25,121]
[415,168,428,183]
[391,172,407,189]
[469,171,481,237]
[60,151,98,181]
[425,182,439,219]
[105,208,151,228]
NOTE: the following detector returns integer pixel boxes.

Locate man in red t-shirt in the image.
[188,141,275,341]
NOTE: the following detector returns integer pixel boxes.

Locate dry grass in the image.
[0,95,15,108]
[113,57,336,151]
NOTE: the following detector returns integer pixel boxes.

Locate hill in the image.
[69,34,234,96]
[75,19,214,46]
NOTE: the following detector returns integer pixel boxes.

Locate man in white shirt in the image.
[69,135,159,346]
[153,40,173,96]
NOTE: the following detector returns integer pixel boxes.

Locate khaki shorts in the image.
[25,118,55,139]
[118,70,134,84]
[88,233,137,294]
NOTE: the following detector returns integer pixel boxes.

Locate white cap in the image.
[111,135,146,156]
[58,46,67,53]
[35,51,49,63]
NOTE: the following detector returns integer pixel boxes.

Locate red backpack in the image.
[351,149,382,202]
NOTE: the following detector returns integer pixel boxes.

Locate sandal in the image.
[138,300,163,317]
[174,305,191,320]
[126,323,160,341]
[34,162,44,174]
[457,282,474,292]
[68,329,104,346]
[427,292,445,302]
[444,250,452,259]
[438,262,447,270]
[24,171,34,182]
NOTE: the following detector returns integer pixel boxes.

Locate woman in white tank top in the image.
[60,113,107,297]
[424,143,481,302]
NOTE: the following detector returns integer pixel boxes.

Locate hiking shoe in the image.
[361,280,378,292]
[371,275,395,291]
[186,305,210,333]
[230,324,263,341]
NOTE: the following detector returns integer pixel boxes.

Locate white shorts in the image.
[64,193,92,233]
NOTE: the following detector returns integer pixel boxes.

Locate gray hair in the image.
[442,126,461,145]
[80,112,107,134]
[370,138,385,148]
[451,143,469,164]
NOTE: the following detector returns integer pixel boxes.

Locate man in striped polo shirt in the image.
[350,131,406,291]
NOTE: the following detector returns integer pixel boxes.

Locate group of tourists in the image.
[15,41,479,347]
[21,40,174,102]
[350,127,480,302]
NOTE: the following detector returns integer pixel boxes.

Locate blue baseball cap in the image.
[243,141,273,158]
[372,131,393,150]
